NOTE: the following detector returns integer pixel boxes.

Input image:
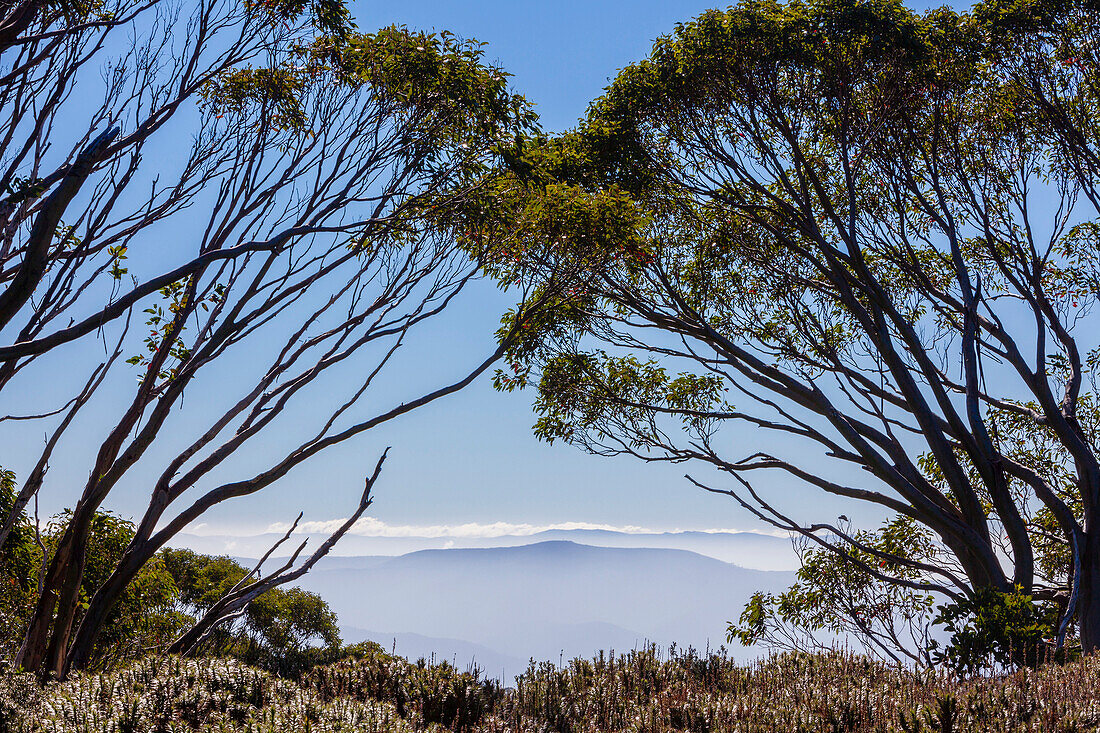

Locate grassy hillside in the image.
[5,645,1100,732]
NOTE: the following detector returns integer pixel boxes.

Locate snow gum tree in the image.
[498,0,1100,655]
[0,0,543,678]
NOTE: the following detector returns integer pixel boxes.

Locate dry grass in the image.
[5,646,1100,731]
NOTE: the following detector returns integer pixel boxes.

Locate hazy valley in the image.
[223,538,797,679]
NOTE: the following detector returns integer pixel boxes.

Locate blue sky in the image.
[5,0,958,541]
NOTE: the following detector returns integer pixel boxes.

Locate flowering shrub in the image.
[305,642,504,729]
[1,657,419,732]
[6,646,1100,731]
[477,647,1100,732]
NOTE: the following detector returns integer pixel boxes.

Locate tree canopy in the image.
[496,0,1100,655]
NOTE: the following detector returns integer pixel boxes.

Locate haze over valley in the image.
[207,535,797,679]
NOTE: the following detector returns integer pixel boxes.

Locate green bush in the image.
[932,586,1072,674]
[42,510,186,667]
[1,479,350,676]
[161,548,345,678]
[305,641,503,730]
[0,480,186,668]
[0,469,36,657]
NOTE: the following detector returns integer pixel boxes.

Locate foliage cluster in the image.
[161,549,346,678]
[0,493,349,676]
[730,517,1077,673]
[0,495,186,669]
[0,471,37,654]
[932,587,1065,674]
[731,517,941,667]
[305,643,504,729]
[729,395,1100,669]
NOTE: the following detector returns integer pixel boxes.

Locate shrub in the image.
[8,645,1100,731]
[1,488,186,669]
[932,586,1070,674]
[305,641,504,730]
[3,656,417,732]
[161,548,345,678]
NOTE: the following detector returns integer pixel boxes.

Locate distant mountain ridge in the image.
[279,540,795,681]
[176,527,796,570]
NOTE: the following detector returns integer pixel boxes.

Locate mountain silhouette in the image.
[285,540,795,681]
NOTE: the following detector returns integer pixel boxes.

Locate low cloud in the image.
[257,516,774,538]
[264,517,650,537]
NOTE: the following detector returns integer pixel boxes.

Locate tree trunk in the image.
[16,501,94,676]
[1077,531,1100,653]
[42,541,90,677]
[63,547,150,674]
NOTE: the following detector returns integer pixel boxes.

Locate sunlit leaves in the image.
[201,67,309,130]
[933,586,1063,673]
[310,27,534,146]
[245,0,354,38]
[530,351,724,450]
[730,516,940,662]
